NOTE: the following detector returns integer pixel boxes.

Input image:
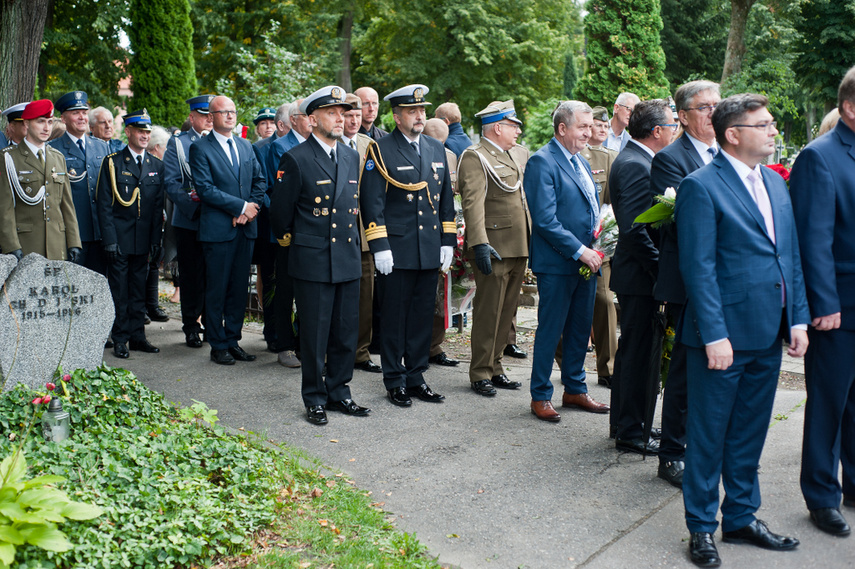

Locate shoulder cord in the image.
[5,152,46,215]
[175,138,193,182]
[463,147,522,194]
[365,139,435,214]
[108,155,141,217]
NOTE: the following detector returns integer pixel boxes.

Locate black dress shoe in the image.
[266,341,285,353]
[721,519,799,550]
[428,352,459,366]
[105,339,114,349]
[503,344,527,359]
[113,343,129,359]
[615,437,659,455]
[810,508,851,536]
[491,374,521,389]
[148,307,169,322]
[129,339,160,353]
[306,405,328,425]
[658,460,685,488]
[185,331,203,348]
[327,399,371,416]
[211,349,236,365]
[471,379,497,397]
[354,359,382,373]
[689,532,721,567]
[228,345,256,361]
[407,383,445,402]
[144,314,151,325]
[598,375,612,388]
[387,387,412,407]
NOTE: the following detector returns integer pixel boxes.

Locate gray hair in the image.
[627,99,671,139]
[274,102,290,125]
[615,92,640,107]
[674,81,720,112]
[711,93,769,146]
[839,65,855,109]
[552,100,592,133]
[149,125,170,151]
[88,106,112,124]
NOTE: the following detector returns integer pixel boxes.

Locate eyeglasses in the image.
[617,103,634,113]
[655,123,679,131]
[212,110,237,117]
[686,104,718,114]
[497,121,522,130]
[731,121,777,133]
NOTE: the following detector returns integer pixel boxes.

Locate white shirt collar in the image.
[400,131,421,146]
[211,129,233,145]
[127,147,146,164]
[293,130,307,144]
[312,134,335,156]
[628,138,656,158]
[23,138,45,156]
[65,131,84,147]
[481,136,504,153]
[720,149,763,184]
[685,132,718,164]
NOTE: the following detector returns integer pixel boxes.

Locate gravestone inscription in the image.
[1,253,114,391]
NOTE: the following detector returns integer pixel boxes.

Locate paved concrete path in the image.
[121,317,852,569]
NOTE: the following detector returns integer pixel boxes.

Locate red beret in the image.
[22,99,54,120]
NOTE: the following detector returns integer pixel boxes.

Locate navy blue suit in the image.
[0,132,7,148]
[270,136,362,407]
[162,129,207,336]
[677,152,809,533]
[444,122,472,157]
[650,134,710,464]
[791,119,855,511]
[189,133,266,351]
[49,133,110,272]
[524,138,599,401]
[264,130,302,189]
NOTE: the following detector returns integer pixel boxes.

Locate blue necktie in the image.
[707,146,717,162]
[77,139,85,157]
[227,139,239,179]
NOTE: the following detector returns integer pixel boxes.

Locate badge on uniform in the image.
[592,169,605,175]
[433,173,439,181]
[406,193,414,202]
[122,171,132,176]
[431,162,444,170]
[321,208,329,216]
[315,196,322,204]
[348,180,357,184]
[397,166,414,171]
[313,208,321,217]
[317,179,332,185]
[148,172,157,177]
[69,168,76,176]
[366,159,375,171]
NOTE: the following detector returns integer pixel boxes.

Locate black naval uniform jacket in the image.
[269,136,362,283]
[360,129,456,268]
[96,148,165,255]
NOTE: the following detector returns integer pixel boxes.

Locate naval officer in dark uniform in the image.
[270,86,370,425]
[360,84,457,407]
[96,109,165,358]
[49,91,111,274]
[162,95,214,348]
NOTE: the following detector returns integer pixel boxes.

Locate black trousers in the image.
[174,227,206,335]
[612,293,660,440]
[107,252,148,344]
[80,240,106,276]
[145,244,164,311]
[273,245,298,351]
[377,268,438,390]
[659,302,688,462]
[293,277,359,407]
[255,239,277,344]
[202,233,254,351]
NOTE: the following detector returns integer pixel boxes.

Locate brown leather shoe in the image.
[562,392,610,414]
[531,400,561,422]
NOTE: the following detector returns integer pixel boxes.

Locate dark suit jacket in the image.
[189,133,266,243]
[523,138,599,275]
[676,152,810,349]
[163,129,205,230]
[264,130,303,189]
[96,148,164,255]
[360,129,456,270]
[791,119,855,329]
[49,133,111,242]
[609,140,658,295]
[650,134,707,304]
[270,136,361,283]
[359,123,388,140]
[445,122,473,157]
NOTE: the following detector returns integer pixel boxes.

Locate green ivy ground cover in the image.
[0,366,440,569]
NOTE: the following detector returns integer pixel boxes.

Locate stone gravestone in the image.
[1,253,114,391]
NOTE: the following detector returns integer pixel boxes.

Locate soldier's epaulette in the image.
[46,145,65,158]
[105,151,120,160]
[149,153,163,163]
[1,145,13,153]
[173,130,181,137]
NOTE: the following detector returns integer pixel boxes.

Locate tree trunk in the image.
[335,9,353,92]
[720,0,756,83]
[37,0,55,100]
[0,0,50,111]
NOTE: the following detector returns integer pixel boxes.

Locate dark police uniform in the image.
[270,86,367,425]
[49,91,111,273]
[162,95,213,345]
[360,85,456,401]
[96,110,164,355]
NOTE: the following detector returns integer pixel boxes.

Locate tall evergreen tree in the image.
[793,0,855,112]
[576,0,670,106]
[659,0,728,89]
[563,52,578,99]
[128,0,196,127]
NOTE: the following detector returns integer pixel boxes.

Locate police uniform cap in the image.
[591,106,609,122]
[344,93,362,110]
[475,99,521,125]
[300,86,351,115]
[2,102,30,121]
[124,109,152,131]
[384,84,431,108]
[186,95,215,114]
[55,91,89,113]
[253,107,277,125]
[22,99,54,120]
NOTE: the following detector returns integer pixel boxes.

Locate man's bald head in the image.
[209,96,236,135]
[355,86,380,130]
